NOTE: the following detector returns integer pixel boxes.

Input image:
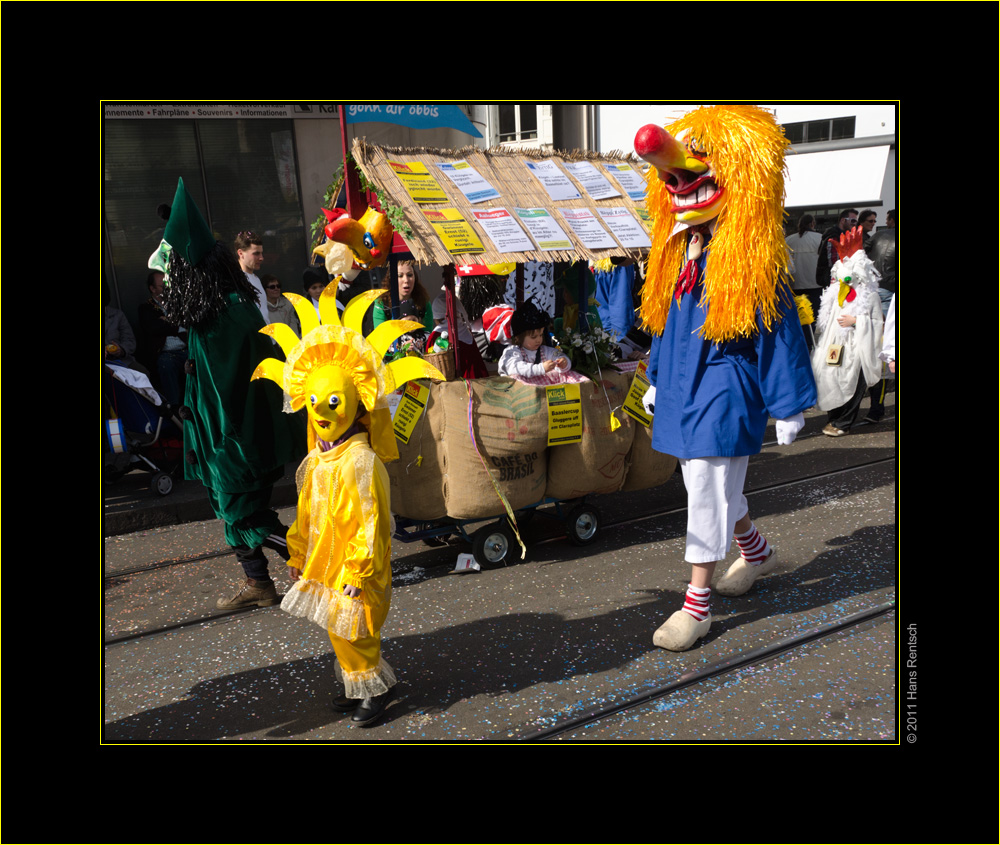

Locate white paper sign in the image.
[603,163,647,201]
[563,161,621,200]
[386,390,404,419]
[524,159,580,201]
[472,207,535,253]
[515,208,573,250]
[596,207,653,248]
[558,208,617,249]
[435,160,501,204]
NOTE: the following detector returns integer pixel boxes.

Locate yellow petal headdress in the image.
[252,284,444,461]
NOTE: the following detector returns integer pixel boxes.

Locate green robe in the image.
[183,292,306,545]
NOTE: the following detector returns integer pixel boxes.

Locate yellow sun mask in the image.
[252,283,444,461]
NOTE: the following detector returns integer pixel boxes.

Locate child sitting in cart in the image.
[495,301,576,384]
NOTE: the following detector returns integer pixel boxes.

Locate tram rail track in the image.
[104,454,895,585]
[509,600,896,741]
[104,455,896,647]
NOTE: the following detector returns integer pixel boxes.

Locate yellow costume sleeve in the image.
[286,453,317,571]
[338,446,389,591]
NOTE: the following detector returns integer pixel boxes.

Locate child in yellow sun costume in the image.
[253,283,443,726]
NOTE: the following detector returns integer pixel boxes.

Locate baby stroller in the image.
[103,363,183,495]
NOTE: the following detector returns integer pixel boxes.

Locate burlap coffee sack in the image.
[545,370,634,500]
[440,377,549,519]
[621,417,679,491]
[386,383,448,520]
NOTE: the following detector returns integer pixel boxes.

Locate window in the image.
[497,104,539,143]
[103,116,306,324]
[783,116,856,145]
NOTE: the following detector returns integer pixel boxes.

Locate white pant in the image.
[679,456,750,563]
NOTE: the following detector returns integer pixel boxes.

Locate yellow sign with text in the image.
[423,208,486,255]
[389,160,448,204]
[546,383,582,446]
[623,360,653,427]
[393,381,430,444]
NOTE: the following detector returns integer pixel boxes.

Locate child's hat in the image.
[510,300,549,338]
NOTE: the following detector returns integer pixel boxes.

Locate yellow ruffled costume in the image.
[251,285,443,700]
[283,433,395,697]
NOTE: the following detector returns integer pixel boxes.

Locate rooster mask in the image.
[322,206,395,270]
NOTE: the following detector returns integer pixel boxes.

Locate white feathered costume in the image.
[811,240,884,411]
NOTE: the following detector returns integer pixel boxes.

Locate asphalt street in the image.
[103,396,902,743]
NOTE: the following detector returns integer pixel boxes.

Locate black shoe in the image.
[331,694,357,714]
[350,688,395,727]
[863,413,882,424]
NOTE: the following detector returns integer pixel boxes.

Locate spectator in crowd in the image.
[104,294,149,375]
[235,230,269,323]
[262,274,299,333]
[138,270,187,405]
[858,209,878,251]
[303,264,331,318]
[866,208,896,317]
[374,260,434,332]
[785,214,823,319]
[816,208,858,287]
[863,209,896,423]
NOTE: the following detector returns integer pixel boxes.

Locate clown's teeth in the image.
[675,182,718,207]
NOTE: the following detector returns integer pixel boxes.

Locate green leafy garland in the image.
[310,154,413,249]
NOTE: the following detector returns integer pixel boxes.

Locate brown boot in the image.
[216,578,279,610]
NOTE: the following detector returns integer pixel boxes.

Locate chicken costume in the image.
[810,226,884,433]
[634,105,817,651]
[253,285,443,723]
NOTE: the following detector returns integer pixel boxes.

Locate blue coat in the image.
[647,251,816,460]
[594,264,636,339]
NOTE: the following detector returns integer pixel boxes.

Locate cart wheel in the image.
[566,504,599,545]
[152,471,173,496]
[410,522,452,547]
[472,521,514,567]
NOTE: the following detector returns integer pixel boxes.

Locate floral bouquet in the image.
[385,334,425,362]
[554,324,620,380]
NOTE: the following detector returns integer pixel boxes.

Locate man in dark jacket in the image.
[863,209,896,423]
[815,208,859,287]
[866,208,896,314]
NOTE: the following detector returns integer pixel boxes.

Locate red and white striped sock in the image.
[735,523,771,565]
[682,584,711,621]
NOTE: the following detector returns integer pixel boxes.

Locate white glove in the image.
[641,385,656,415]
[775,412,805,445]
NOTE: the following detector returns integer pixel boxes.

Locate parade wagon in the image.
[322,127,677,564]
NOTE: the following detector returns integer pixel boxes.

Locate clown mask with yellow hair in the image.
[635,105,791,344]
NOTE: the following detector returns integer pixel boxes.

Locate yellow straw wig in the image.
[640,105,791,343]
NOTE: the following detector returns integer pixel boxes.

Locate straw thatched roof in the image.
[350,138,651,267]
